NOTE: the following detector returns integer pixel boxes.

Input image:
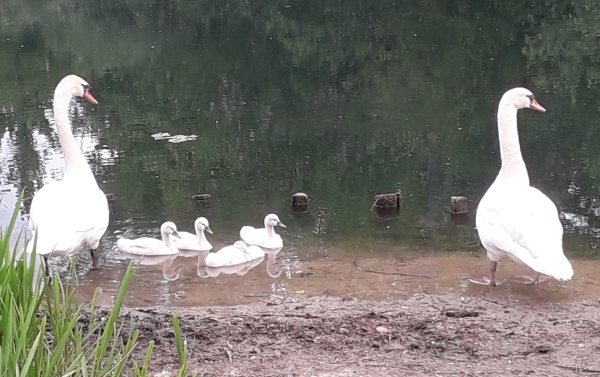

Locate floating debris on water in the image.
[192,194,212,201]
[168,135,198,143]
[151,132,198,143]
[151,132,172,140]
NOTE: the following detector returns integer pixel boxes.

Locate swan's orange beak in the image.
[83,88,98,105]
[530,98,546,113]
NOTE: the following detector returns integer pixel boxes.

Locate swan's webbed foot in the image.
[513,273,547,285]
[468,261,501,286]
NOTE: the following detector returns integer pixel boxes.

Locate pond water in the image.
[2,1,600,306]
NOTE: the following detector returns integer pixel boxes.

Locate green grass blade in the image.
[172,314,188,376]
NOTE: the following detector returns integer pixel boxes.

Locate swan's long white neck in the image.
[496,99,529,185]
[161,230,175,249]
[265,224,275,239]
[53,85,93,178]
[196,228,211,248]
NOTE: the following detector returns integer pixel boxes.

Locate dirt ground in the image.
[94,291,600,377]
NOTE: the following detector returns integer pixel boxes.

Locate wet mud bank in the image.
[94,292,600,376]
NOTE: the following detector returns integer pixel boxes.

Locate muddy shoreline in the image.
[95,292,600,376]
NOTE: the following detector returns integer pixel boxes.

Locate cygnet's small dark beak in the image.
[278,221,287,228]
[206,226,213,235]
[171,230,181,239]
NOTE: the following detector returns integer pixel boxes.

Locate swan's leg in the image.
[42,255,53,284]
[533,273,540,285]
[489,261,498,286]
[90,246,100,269]
[42,255,50,278]
[467,260,502,286]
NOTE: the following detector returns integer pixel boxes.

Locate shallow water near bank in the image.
[73,244,600,308]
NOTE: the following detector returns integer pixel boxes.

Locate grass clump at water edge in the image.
[0,194,190,376]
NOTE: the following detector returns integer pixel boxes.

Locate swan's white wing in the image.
[206,246,246,267]
[28,180,109,255]
[206,244,263,267]
[116,237,175,256]
[246,245,266,260]
[477,185,573,280]
[240,226,282,248]
[170,231,196,249]
[171,231,212,251]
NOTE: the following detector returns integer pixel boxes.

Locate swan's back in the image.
[476,182,573,281]
[206,242,264,267]
[240,226,283,248]
[171,231,213,251]
[116,237,177,256]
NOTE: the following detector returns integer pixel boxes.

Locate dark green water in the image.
[2,1,600,274]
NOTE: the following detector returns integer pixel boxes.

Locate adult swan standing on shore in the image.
[475,87,573,286]
[27,75,108,273]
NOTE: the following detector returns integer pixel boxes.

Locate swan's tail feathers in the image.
[537,255,574,281]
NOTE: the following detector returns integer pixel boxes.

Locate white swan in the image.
[475,87,574,286]
[240,214,286,249]
[27,75,108,271]
[116,222,181,256]
[198,242,265,277]
[171,217,213,252]
[205,241,264,267]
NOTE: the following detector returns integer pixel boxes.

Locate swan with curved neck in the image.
[475,87,573,286]
[27,75,108,273]
[117,221,181,256]
[171,217,213,252]
[240,214,286,249]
